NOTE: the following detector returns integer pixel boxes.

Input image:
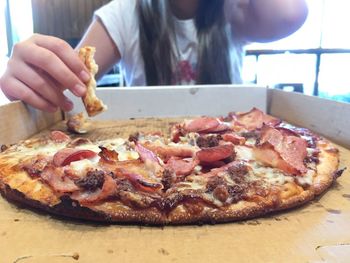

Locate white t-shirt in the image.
[95,0,245,86]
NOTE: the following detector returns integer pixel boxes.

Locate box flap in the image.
[67,85,267,120]
[269,89,350,148]
[0,101,63,144]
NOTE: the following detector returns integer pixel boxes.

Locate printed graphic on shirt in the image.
[173,60,197,85]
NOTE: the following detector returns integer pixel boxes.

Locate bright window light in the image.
[9,0,33,42]
[247,0,323,50]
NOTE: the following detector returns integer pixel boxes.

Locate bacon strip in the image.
[41,166,79,193]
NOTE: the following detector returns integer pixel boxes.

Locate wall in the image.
[31,0,109,42]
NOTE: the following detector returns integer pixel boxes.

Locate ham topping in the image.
[50,131,71,143]
[255,125,308,174]
[142,141,195,160]
[41,166,80,193]
[236,108,280,131]
[165,157,199,176]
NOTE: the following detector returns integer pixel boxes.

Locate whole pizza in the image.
[0,107,344,224]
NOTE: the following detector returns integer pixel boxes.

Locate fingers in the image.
[16,43,86,97]
[33,34,91,82]
[8,60,74,111]
[1,76,58,112]
[0,34,90,112]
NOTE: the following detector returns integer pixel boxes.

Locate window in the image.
[0,0,8,75]
[243,0,350,103]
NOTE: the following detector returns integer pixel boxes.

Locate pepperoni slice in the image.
[50,131,70,143]
[184,117,220,133]
[53,148,97,167]
[196,144,234,163]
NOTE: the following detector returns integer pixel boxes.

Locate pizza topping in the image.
[75,170,105,191]
[22,155,51,177]
[98,146,119,164]
[50,131,71,143]
[67,138,92,148]
[227,161,249,180]
[161,169,176,191]
[196,144,234,163]
[41,166,80,193]
[236,108,280,131]
[165,157,199,177]
[255,125,308,174]
[135,142,160,164]
[221,132,246,145]
[184,117,220,133]
[142,141,196,160]
[53,148,98,167]
[128,132,140,143]
[206,176,247,204]
[120,171,163,193]
[71,173,116,204]
[196,135,221,148]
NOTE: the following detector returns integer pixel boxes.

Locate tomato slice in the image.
[53,148,97,167]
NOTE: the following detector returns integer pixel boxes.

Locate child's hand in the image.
[0,34,90,112]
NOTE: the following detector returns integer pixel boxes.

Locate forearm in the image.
[76,18,121,80]
[229,0,309,42]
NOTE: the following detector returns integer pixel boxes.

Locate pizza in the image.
[0,108,344,224]
[78,46,107,117]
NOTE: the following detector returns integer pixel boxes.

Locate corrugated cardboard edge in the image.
[0,101,63,144]
[268,89,350,149]
[66,85,268,120]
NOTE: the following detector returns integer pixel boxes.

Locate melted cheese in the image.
[235,145,253,160]
[250,163,295,185]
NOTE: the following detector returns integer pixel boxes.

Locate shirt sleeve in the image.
[94,0,138,58]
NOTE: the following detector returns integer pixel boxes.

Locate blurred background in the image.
[1,0,349,103]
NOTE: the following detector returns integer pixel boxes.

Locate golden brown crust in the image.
[67,112,89,134]
[313,140,340,195]
[79,46,107,117]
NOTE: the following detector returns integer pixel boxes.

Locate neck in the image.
[169,0,199,20]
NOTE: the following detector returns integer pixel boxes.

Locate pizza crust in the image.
[0,118,342,225]
[79,46,107,117]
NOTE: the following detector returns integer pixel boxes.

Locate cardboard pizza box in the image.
[0,85,349,263]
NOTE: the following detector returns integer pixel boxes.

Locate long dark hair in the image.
[138,0,231,85]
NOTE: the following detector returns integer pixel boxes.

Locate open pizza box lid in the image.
[0,85,349,263]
